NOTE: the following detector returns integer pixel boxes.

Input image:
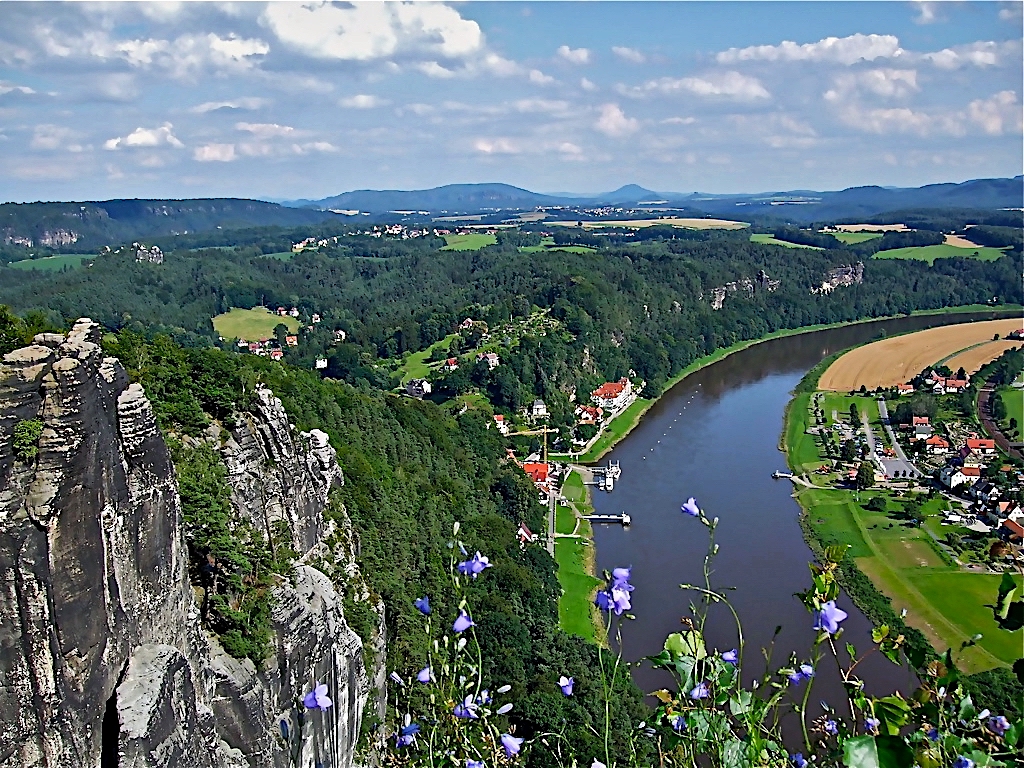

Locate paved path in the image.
[875,398,921,478]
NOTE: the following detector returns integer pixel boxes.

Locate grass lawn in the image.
[442,233,496,251]
[873,244,1008,265]
[555,470,601,641]
[784,393,822,472]
[212,307,298,340]
[575,398,651,463]
[750,233,822,250]
[7,253,93,271]
[998,386,1022,438]
[259,251,294,260]
[831,232,882,244]
[396,332,458,384]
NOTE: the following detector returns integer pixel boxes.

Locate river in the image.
[589,311,1011,717]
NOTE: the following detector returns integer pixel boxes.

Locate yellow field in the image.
[834,223,909,232]
[819,319,1024,390]
[942,233,982,248]
[944,340,1023,375]
[549,217,748,230]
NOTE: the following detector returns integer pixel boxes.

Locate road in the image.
[875,398,921,478]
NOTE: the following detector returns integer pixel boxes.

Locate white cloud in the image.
[661,116,696,125]
[967,90,1022,135]
[473,137,520,154]
[557,45,590,64]
[30,124,85,152]
[194,143,236,162]
[416,61,457,78]
[921,41,1013,69]
[717,33,903,65]
[104,123,183,150]
[612,46,645,63]
[482,54,522,77]
[236,122,296,138]
[0,80,35,96]
[190,97,269,114]
[529,69,555,85]
[999,4,1023,22]
[292,141,338,154]
[594,103,639,137]
[558,141,583,156]
[580,77,597,92]
[912,2,942,24]
[339,94,389,109]
[627,71,770,101]
[262,2,483,61]
[513,99,570,114]
[824,69,918,101]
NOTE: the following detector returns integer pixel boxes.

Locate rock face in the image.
[0,320,377,768]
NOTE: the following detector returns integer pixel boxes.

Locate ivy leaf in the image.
[843,735,914,768]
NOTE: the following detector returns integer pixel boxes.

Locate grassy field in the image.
[212,307,299,340]
[750,233,822,249]
[786,388,1021,672]
[259,251,294,260]
[831,232,882,244]
[819,319,1024,391]
[998,386,1023,438]
[555,470,602,641]
[442,233,497,251]
[395,332,458,384]
[873,244,1008,264]
[549,217,748,230]
[7,253,93,271]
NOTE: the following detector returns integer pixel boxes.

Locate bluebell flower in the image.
[558,676,574,696]
[864,717,880,733]
[303,682,333,711]
[813,601,848,635]
[466,761,484,768]
[824,720,838,736]
[689,681,709,700]
[954,757,974,768]
[414,596,431,615]
[453,696,479,719]
[799,664,814,678]
[681,497,700,517]
[416,666,432,683]
[926,727,939,742]
[453,611,475,633]
[721,649,738,665]
[671,715,686,733]
[592,761,607,768]
[500,733,524,758]
[790,754,807,768]
[987,715,1010,736]
[476,689,491,705]
[595,590,612,612]
[788,671,805,686]
[497,703,513,715]
[457,551,492,579]
[389,672,404,687]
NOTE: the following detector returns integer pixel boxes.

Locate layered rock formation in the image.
[0,320,377,768]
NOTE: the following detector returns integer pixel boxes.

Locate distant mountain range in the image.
[286,176,1023,221]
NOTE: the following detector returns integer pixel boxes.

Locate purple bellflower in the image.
[467,761,484,768]
[813,601,848,635]
[396,722,420,747]
[453,611,475,633]
[414,596,431,615]
[721,649,738,665]
[681,497,700,517]
[790,754,808,768]
[824,720,838,736]
[500,734,524,758]
[453,696,479,719]
[416,666,432,683]
[457,551,492,579]
[558,676,574,696]
[303,682,333,711]
[689,681,710,700]
[954,757,974,768]
[987,715,1010,736]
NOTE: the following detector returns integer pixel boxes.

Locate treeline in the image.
[100,330,652,765]
[772,226,945,253]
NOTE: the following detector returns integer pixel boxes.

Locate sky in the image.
[0,1,1021,202]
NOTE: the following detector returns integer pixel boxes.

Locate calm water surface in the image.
[590,312,1007,715]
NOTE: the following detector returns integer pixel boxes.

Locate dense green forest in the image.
[92,330,649,766]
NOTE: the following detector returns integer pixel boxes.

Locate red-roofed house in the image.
[476,352,500,370]
[285,335,299,347]
[912,416,930,426]
[523,462,549,484]
[944,378,968,392]
[925,435,950,454]
[896,383,914,395]
[591,377,634,411]
[1000,518,1024,544]
[966,438,996,455]
[442,357,460,372]
[493,414,510,435]
[517,523,538,546]
[575,404,603,424]
[270,349,283,361]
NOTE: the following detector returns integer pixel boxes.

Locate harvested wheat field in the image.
[942,233,982,248]
[944,340,1024,376]
[819,319,1024,391]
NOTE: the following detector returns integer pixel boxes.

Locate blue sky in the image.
[0,1,1020,202]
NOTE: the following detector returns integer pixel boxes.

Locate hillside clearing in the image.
[750,233,822,249]
[549,217,748,230]
[818,319,1023,390]
[441,233,496,251]
[835,224,909,232]
[212,307,299,341]
[831,232,882,244]
[7,254,93,272]
[872,243,1007,264]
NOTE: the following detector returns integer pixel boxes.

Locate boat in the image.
[772,470,793,479]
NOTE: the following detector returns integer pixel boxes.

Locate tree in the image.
[841,439,858,462]
[849,403,861,428]
[273,322,288,347]
[856,462,875,490]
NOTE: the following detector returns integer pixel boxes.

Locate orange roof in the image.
[493,414,504,422]
[592,378,627,399]
[1002,519,1024,538]
[966,438,995,450]
[961,466,982,477]
[913,416,929,425]
[523,462,549,483]
[925,435,949,446]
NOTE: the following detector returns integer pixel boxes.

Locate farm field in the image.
[520,237,596,254]
[441,233,496,250]
[943,233,984,248]
[549,217,748,230]
[259,251,294,260]
[835,224,909,232]
[830,232,882,244]
[942,339,1022,376]
[818,319,1023,390]
[212,307,299,341]
[7,253,93,271]
[872,243,1008,264]
[750,233,822,249]
[787,393,1018,672]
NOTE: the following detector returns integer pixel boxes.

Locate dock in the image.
[583,513,631,526]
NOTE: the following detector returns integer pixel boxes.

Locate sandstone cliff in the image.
[0,320,378,768]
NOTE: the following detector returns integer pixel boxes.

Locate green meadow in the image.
[873,244,1008,265]
[7,254,93,271]
[441,233,497,251]
[212,307,299,340]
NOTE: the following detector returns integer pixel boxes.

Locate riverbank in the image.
[555,470,603,643]
[781,325,1022,673]
[568,304,1020,464]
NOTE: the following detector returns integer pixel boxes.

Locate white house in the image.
[476,352,500,369]
[591,377,634,412]
[940,465,981,489]
[531,400,548,419]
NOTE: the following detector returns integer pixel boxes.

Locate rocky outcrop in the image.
[0,320,377,768]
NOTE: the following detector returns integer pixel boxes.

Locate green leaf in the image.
[846,642,858,660]
[843,735,914,768]
[665,630,707,660]
[729,690,753,716]
[874,695,911,736]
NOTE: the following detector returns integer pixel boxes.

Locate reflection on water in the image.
[589,312,1008,715]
